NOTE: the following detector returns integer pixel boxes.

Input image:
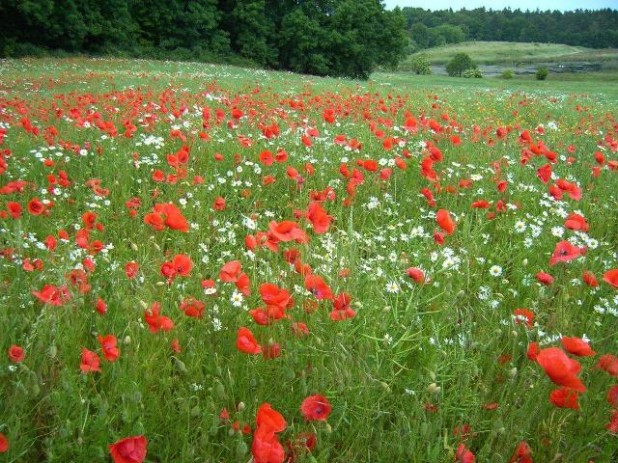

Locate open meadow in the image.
[0,58,617,462]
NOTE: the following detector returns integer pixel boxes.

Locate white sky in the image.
[382,0,618,11]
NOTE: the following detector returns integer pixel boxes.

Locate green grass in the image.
[404,41,599,65]
[0,57,618,463]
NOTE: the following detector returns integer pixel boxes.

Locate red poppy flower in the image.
[537,164,552,183]
[98,334,120,362]
[256,403,287,433]
[27,197,46,215]
[144,202,189,232]
[125,261,139,279]
[549,387,580,410]
[259,150,274,165]
[144,302,174,332]
[549,240,585,266]
[509,441,533,463]
[32,284,71,306]
[536,272,554,286]
[607,411,618,434]
[219,260,242,282]
[455,443,476,463]
[536,347,586,392]
[527,342,540,361]
[471,200,490,209]
[213,196,226,211]
[406,267,425,284]
[597,354,618,377]
[96,298,108,315]
[420,187,436,207]
[603,269,618,288]
[236,327,262,355]
[252,428,285,463]
[513,308,534,328]
[109,435,148,463]
[268,220,308,243]
[606,385,618,407]
[0,433,8,453]
[436,209,456,235]
[561,336,596,357]
[564,213,589,232]
[300,394,331,421]
[582,271,598,288]
[249,307,271,325]
[179,297,205,318]
[305,274,333,300]
[306,202,332,234]
[251,403,287,463]
[7,201,21,219]
[80,347,101,373]
[235,272,251,296]
[8,345,24,363]
[172,254,192,276]
[260,283,293,311]
[555,179,582,201]
[330,293,356,321]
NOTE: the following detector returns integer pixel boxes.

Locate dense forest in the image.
[0,0,407,79]
[402,7,618,51]
[1,1,617,78]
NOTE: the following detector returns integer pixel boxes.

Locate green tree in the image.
[326,0,407,79]
[130,0,228,55]
[278,8,329,76]
[219,0,277,67]
[409,22,430,49]
[446,52,476,77]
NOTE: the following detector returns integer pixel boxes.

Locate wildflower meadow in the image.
[0,58,617,462]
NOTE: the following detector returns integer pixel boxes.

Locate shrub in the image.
[536,67,549,80]
[463,68,483,78]
[409,53,432,75]
[500,69,514,79]
[446,52,476,77]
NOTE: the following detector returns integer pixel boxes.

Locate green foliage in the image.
[0,0,408,79]
[446,52,476,77]
[401,7,618,50]
[536,67,549,80]
[500,69,514,79]
[407,53,432,75]
[462,67,483,78]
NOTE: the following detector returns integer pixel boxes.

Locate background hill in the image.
[398,41,618,78]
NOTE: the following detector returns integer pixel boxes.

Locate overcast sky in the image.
[382,0,618,11]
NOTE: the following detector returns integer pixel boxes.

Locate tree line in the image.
[0,0,407,79]
[402,7,618,51]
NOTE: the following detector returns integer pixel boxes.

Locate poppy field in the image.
[1,58,618,462]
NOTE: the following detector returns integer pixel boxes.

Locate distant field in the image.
[398,41,618,79]
[402,41,618,66]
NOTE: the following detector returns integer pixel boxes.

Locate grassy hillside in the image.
[402,41,618,66]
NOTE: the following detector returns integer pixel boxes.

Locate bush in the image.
[463,68,483,78]
[536,67,548,80]
[500,69,514,79]
[446,52,476,77]
[409,53,432,75]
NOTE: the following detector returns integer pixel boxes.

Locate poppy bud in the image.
[427,383,441,395]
